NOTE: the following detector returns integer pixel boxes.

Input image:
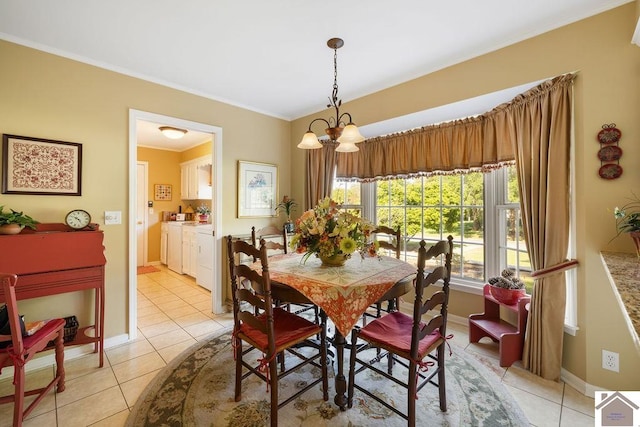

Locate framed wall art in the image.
[237,160,278,218]
[2,134,83,195]
[154,184,172,201]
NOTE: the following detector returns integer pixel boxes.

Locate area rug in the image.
[126,330,529,426]
[137,265,161,275]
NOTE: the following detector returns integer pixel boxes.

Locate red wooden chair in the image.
[226,237,329,426]
[0,273,66,427]
[348,236,453,427]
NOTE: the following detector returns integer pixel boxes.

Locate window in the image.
[333,165,529,287]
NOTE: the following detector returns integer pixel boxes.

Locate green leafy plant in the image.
[612,192,640,239]
[275,195,297,219]
[0,206,39,229]
[196,204,211,215]
[488,269,524,290]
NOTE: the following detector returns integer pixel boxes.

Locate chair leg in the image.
[320,311,329,401]
[269,361,278,427]
[408,360,417,427]
[13,362,25,427]
[347,329,358,408]
[438,345,447,411]
[234,337,242,402]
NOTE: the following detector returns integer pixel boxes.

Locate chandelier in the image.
[297,38,365,153]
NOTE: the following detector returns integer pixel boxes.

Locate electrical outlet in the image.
[602,349,619,372]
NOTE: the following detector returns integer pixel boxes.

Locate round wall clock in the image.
[65,209,92,229]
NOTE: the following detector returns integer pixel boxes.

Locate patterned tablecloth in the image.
[253,253,417,336]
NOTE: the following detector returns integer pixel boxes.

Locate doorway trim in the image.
[136,161,149,267]
[128,109,224,340]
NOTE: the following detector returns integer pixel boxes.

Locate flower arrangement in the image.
[612,192,640,238]
[275,195,297,219]
[290,197,378,263]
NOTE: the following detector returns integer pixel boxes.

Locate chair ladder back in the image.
[0,273,24,354]
[373,225,401,259]
[226,237,276,346]
[251,225,288,258]
[410,236,453,358]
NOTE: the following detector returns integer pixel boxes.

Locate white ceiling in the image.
[0,0,632,150]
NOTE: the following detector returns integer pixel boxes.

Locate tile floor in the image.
[0,265,595,426]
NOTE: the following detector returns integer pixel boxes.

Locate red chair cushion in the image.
[0,318,65,357]
[239,308,320,352]
[359,311,441,359]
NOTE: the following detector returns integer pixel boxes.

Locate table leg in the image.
[333,330,348,410]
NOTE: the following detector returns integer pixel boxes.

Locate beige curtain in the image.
[505,73,576,380]
[305,141,338,210]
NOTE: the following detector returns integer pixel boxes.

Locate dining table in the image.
[252,252,417,410]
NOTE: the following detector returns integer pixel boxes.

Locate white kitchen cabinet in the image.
[167,222,183,273]
[196,225,214,291]
[180,156,212,200]
[160,222,169,265]
[182,226,198,277]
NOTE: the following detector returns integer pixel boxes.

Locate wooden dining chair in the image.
[347,236,453,427]
[363,225,403,323]
[0,273,67,427]
[226,237,329,426]
[251,225,319,324]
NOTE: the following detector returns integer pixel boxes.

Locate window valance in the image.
[335,74,575,182]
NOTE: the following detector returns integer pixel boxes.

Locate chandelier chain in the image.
[330,46,340,108]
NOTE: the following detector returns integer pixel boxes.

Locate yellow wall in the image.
[0,39,290,340]
[291,4,640,390]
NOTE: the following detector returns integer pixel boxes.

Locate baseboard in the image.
[0,333,131,381]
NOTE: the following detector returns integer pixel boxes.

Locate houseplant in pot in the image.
[276,195,297,233]
[488,269,526,305]
[612,192,640,257]
[0,206,39,235]
[196,204,211,223]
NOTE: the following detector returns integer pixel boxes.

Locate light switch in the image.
[149,207,154,215]
[105,211,122,225]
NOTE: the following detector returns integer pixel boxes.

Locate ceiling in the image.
[0,1,632,150]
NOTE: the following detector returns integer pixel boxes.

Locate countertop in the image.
[600,251,640,347]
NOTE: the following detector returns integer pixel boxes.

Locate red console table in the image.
[468,284,530,367]
[0,223,106,367]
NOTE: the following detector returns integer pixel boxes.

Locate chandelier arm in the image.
[307,117,331,132]
[338,112,354,126]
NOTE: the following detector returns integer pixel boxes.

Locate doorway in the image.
[128,109,224,341]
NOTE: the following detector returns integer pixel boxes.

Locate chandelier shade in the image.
[298,38,363,153]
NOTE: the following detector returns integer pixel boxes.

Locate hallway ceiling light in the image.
[297,38,364,153]
[159,126,188,139]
